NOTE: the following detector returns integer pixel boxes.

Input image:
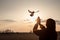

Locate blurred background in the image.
[0,0,60,32]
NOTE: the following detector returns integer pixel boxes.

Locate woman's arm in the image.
[33,17,45,36]
[36,16,45,29]
[33,23,40,36]
[39,24,45,29]
[33,23,38,32]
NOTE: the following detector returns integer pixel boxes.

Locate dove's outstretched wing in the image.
[28,10,32,13]
[35,10,39,13]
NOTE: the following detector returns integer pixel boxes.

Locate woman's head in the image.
[46,18,56,30]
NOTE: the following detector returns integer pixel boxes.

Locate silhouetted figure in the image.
[28,10,39,17]
[33,17,57,40]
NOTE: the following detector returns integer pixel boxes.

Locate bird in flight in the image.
[28,10,39,17]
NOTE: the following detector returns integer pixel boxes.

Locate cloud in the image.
[55,20,60,25]
[0,19,16,22]
[41,20,46,22]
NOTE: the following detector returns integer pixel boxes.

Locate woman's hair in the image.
[46,18,56,30]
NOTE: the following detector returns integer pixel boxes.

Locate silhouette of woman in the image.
[33,17,57,40]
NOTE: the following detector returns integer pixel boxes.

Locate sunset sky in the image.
[0,0,60,32]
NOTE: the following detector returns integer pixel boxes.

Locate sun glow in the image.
[30,12,40,23]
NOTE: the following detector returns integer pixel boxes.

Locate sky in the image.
[0,0,60,32]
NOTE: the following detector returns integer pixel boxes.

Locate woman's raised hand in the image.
[36,16,41,25]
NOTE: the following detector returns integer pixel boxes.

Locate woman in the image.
[33,17,57,40]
